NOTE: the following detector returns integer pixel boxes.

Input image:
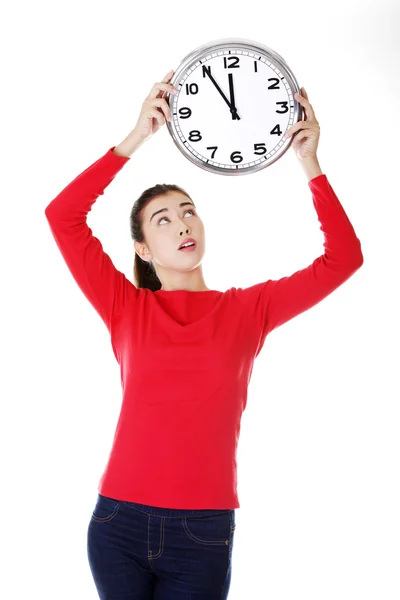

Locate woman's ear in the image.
[134,241,151,262]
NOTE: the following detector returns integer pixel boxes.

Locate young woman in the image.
[44,69,363,599]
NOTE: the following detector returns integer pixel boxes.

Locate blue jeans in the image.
[87,493,237,599]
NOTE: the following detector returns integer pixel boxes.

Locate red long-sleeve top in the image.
[44,146,363,509]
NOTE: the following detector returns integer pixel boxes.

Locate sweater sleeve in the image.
[44,146,138,333]
[236,174,364,357]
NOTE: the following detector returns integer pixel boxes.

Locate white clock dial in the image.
[167,39,302,176]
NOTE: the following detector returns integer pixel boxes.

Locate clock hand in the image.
[203,68,241,120]
[228,73,240,120]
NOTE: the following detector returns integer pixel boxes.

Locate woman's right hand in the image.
[132,69,178,142]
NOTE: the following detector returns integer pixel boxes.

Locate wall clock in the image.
[166,37,303,176]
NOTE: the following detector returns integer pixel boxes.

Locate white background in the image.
[1,0,399,598]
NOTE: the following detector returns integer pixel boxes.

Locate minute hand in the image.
[203,69,241,120]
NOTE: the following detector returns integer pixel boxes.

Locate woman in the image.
[44,69,363,599]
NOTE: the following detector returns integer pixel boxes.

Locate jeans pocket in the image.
[182,510,232,546]
[91,494,123,523]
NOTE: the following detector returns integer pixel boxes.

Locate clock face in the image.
[169,48,299,174]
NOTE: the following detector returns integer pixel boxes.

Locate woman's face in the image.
[134,192,206,274]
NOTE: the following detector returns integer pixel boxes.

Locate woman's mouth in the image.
[178,242,197,252]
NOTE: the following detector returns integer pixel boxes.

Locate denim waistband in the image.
[101,494,234,519]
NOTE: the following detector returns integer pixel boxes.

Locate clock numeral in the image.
[206,146,218,159]
[254,60,258,73]
[188,130,202,142]
[270,124,283,136]
[178,107,192,119]
[202,65,211,78]
[185,83,199,95]
[276,101,289,114]
[223,56,240,69]
[230,151,243,163]
[254,143,267,155]
[267,78,280,90]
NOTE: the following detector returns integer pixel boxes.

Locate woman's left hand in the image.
[284,87,320,161]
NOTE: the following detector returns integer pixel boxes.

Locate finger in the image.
[299,87,309,120]
[286,120,306,136]
[162,68,175,82]
[150,107,165,126]
[291,129,309,142]
[295,90,315,122]
[151,97,172,122]
[161,68,175,99]
[148,69,176,99]
[149,81,177,100]
[285,121,315,138]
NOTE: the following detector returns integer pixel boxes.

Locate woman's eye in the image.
[158,209,195,225]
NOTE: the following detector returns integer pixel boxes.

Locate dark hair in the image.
[130,183,192,291]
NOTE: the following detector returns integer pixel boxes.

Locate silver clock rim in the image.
[166,37,302,176]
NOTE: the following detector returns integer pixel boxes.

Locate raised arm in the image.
[44,147,137,332]
[237,172,363,356]
[44,69,179,333]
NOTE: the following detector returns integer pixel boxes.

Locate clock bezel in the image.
[166,37,302,176]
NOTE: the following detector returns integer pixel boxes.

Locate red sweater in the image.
[44,147,363,509]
